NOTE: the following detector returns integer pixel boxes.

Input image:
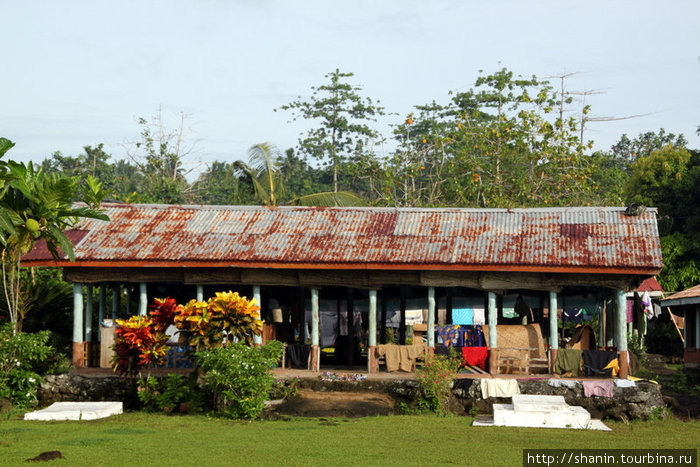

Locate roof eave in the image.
[21,259,662,276]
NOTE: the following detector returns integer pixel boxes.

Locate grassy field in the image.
[1,412,698,466]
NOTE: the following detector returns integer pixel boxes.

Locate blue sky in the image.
[3,1,699,176]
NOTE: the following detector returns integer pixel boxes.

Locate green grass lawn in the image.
[1,413,698,466]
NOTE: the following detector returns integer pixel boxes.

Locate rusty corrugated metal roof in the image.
[661,284,700,307]
[22,203,664,273]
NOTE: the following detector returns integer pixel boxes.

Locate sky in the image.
[3,0,699,178]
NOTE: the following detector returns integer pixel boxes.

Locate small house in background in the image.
[661,284,700,369]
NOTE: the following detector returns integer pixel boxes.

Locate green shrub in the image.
[0,323,53,408]
[137,374,203,414]
[195,340,284,419]
[414,351,461,416]
[627,332,647,367]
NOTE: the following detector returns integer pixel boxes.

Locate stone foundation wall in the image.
[37,374,664,420]
[284,377,665,420]
[38,374,140,410]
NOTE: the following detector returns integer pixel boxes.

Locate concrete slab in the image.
[494,402,591,429]
[472,415,610,431]
[512,394,568,412]
[489,394,600,430]
[24,402,123,421]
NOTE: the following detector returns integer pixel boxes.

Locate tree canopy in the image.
[27,67,700,291]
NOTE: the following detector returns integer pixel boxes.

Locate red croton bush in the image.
[111,293,263,376]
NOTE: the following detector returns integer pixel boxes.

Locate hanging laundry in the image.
[582,350,618,377]
[435,325,460,347]
[502,306,518,319]
[473,308,486,325]
[614,379,636,388]
[480,378,520,398]
[582,380,614,398]
[581,308,596,321]
[515,296,534,323]
[461,346,488,370]
[626,299,634,323]
[641,292,654,320]
[553,349,583,377]
[464,325,486,347]
[548,379,579,388]
[563,308,583,324]
[452,308,474,325]
[286,344,311,369]
[653,303,662,319]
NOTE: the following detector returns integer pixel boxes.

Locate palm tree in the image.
[235,142,365,207]
[0,138,109,333]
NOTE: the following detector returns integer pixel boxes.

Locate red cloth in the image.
[461,346,488,370]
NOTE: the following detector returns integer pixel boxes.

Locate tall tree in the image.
[0,138,108,333]
[278,69,385,193]
[625,143,700,292]
[375,68,610,208]
[126,110,198,204]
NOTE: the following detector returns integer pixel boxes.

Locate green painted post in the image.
[73,284,84,344]
[368,290,377,347]
[138,283,148,316]
[488,292,498,347]
[549,291,558,349]
[85,285,93,342]
[427,287,435,348]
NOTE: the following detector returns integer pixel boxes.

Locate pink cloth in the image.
[626,300,634,323]
[582,380,614,398]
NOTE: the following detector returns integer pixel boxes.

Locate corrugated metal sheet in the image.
[23,204,664,272]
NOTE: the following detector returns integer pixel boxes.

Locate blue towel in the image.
[452,308,474,325]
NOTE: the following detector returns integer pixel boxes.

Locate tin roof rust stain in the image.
[22,204,664,273]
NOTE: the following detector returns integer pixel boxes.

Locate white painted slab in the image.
[488,394,601,430]
[24,402,123,421]
[512,394,567,412]
[472,415,610,431]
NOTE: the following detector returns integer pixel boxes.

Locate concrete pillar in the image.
[616,289,629,379]
[196,285,204,302]
[98,285,106,342]
[85,285,93,342]
[138,283,148,316]
[427,286,435,348]
[253,286,262,345]
[72,283,85,368]
[487,291,498,374]
[368,290,377,373]
[549,291,559,371]
[310,288,320,372]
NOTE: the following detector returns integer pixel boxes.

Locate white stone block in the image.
[24,402,123,421]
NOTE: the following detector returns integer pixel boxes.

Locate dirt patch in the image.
[269,390,396,418]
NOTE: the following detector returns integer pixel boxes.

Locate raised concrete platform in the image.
[24,402,123,421]
[475,394,610,430]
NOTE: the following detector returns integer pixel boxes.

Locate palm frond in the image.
[288,191,366,207]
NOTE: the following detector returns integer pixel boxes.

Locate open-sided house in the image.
[661,284,700,369]
[23,203,663,377]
